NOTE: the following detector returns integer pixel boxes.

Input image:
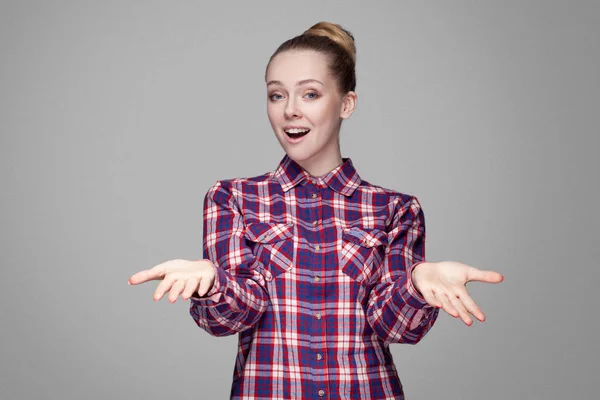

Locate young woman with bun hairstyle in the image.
[129,21,504,399]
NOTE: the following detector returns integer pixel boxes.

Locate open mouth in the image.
[285,128,311,139]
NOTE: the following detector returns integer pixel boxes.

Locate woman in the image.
[128,22,504,399]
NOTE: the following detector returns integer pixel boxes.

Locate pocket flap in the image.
[245,222,294,243]
[342,227,388,248]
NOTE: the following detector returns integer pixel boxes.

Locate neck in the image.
[296,151,343,178]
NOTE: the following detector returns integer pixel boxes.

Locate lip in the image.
[282,127,311,144]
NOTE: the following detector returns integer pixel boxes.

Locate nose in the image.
[284,97,302,119]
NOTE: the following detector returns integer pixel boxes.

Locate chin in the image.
[283,148,317,163]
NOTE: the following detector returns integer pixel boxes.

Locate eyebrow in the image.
[266,79,324,87]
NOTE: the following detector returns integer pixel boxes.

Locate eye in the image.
[304,91,319,100]
[269,93,284,101]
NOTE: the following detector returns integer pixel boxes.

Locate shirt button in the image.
[316,353,322,360]
[318,389,325,397]
[314,275,321,283]
[315,244,321,251]
[315,312,321,320]
[311,193,317,199]
[312,220,318,226]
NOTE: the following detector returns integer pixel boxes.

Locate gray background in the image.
[1,0,598,399]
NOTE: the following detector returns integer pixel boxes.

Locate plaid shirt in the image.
[189,154,439,399]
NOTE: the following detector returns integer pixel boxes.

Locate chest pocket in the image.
[244,222,295,281]
[340,227,388,286]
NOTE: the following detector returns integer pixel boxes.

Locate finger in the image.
[433,289,458,318]
[420,288,442,309]
[128,267,166,285]
[455,288,486,322]
[197,276,213,297]
[181,277,200,300]
[467,268,504,284]
[447,292,473,326]
[168,279,186,303]
[154,276,176,301]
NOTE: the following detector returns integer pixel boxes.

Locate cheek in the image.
[313,102,340,125]
[266,106,279,124]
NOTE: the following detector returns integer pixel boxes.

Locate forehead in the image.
[266,50,331,85]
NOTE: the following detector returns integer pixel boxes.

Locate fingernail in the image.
[128,280,131,285]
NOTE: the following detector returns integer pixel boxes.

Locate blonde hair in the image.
[302,21,356,64]
[266,21,357,94]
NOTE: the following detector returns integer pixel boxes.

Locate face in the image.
[266,50,356,172]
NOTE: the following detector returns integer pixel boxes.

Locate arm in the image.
[365,196,440,345]
[188,180,270,337]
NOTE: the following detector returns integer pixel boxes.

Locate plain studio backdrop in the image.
[1,1,598,399]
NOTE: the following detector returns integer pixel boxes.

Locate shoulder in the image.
[358,178,420,208]
[204,170,278,200]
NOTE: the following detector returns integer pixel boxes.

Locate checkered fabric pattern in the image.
[190,154,439,399]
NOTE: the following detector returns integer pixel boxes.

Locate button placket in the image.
[307,182,326,396]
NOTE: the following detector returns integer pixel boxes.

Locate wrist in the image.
[411,261,433,295]
[197,258,215,272]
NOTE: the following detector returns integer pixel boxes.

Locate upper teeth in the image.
[286,128,310,134]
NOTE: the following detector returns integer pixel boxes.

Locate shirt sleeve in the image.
[365,196,440,345]
[188,180,270,337]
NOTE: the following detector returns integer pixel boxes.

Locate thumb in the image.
[467,267,504,284]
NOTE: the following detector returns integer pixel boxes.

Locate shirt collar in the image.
[274,154,361,197]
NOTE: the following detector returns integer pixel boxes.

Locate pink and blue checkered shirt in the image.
[190,154,439,399]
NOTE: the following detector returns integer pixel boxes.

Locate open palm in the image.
[412,261,504,326]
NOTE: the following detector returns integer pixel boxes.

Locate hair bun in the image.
[302,21,356,63]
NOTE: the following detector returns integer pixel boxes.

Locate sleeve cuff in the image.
[401,261,433,309]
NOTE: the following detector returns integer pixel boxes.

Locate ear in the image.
[340,91,357,119]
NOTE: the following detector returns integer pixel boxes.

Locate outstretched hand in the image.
[128,259,216,302]
[411,261,504,326]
